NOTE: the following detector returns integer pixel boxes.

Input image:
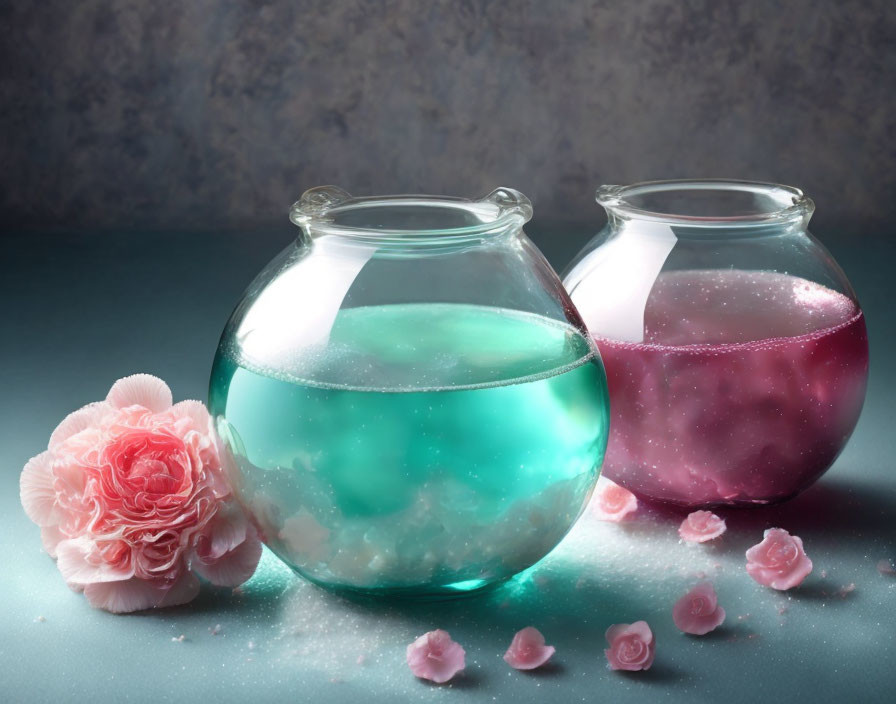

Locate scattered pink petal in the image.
[877,559,896,576]
[820,569,829,579]
[604,621,655,672]
[406,629,465,684]
[503,627,556,670]
[745,528,813,590]
[837,583,856,598]
[672,582,726,635]
[678,511,727,543]
[591,476,638,522]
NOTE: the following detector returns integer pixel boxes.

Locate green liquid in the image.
[210,303,609,594]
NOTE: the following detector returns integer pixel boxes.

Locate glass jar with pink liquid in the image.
[564,180,869,508]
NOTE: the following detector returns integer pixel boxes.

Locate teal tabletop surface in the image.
[2,226,894,703]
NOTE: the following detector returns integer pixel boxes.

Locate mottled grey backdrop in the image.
[1,0,894,232]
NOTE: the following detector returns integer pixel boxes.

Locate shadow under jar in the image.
[210,187,609,597]
[563,180,869,508]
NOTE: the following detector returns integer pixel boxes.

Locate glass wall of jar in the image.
[211,187,610,596]
[564,180,868,508]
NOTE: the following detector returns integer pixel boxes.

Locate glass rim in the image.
[596,179,815,226]
[290,186,533,242]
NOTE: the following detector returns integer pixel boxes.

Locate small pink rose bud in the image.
[503,627,555,670]
[406,629,465,683]
[678,510,726,543]
[672,582,726,635]
[746,528,812,590]
[592,476,638,522]
[604,621,655,671]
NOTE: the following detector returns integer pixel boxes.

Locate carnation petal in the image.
[205,504,250,560]
[20,451,56,525]
[157,571,201,608]
[192,531,262,587]
[83,578,165,613]
[106,374,173,413]
[48,402,110,451]
[168,400,212,431]
[56,537,134,585]
[41,525,64,558]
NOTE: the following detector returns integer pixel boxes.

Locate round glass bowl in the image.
[564,180,868,508]
[210,187,609,597]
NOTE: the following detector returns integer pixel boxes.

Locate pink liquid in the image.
[593,270,869,507]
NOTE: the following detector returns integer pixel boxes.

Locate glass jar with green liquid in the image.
[210,187,609,597]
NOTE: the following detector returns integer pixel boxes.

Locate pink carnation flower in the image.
[745,528,812,590]
[406,629,465,683]
[604,621,655,671]
[503,627,555,670]
[591,476,638,522]
[19,374,262,613]
[672,582,726,635]
[678,510,727,543]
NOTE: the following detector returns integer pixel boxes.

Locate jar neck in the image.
[291,186,532,254]
[598,180,814,237]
